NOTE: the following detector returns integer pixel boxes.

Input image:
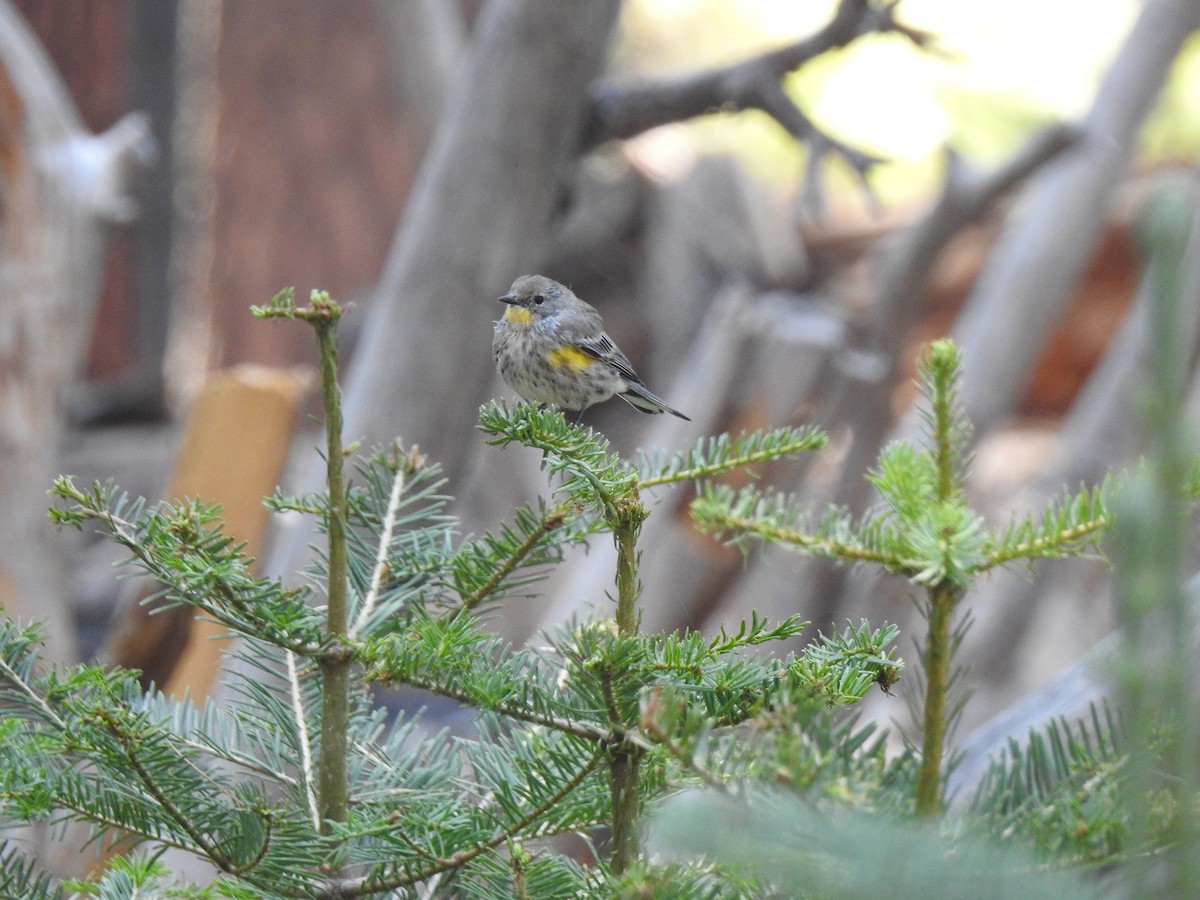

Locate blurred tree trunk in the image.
[0,0,151,665]
[338,0,622,480]
[373,0,465,151]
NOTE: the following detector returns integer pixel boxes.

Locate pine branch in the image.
[334,752,604,897]
[350,445,411,638]
[95,705,272,877]
[0,681,318,895]
[639,707,732,795]
[49,477,323,656]
[982,481,1113,570]
[0,623,67,729]
[705,612,810,655]
[637,427,827,489]
[687,338,1112,820]
[363,621,610,743]
[691,484,909,569]
[335,442,451,631]
[447,501,573,619]
[286,650,322,832]
[386,667,608,743]
[479,401,635,512]
[922,340,970,504]
[792,620,904,703]
[0,842,60,900]
[969,702,1127,864]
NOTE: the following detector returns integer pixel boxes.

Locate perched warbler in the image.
[492,274,689,420]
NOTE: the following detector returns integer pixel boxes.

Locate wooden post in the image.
[101,366,307,698]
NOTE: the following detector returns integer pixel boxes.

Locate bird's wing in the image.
[575,332,641,383]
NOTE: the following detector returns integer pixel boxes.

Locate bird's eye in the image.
[533,294,545,305]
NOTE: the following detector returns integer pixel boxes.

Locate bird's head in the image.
[497,274,568,327]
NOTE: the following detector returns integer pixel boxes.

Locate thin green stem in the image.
[711,513,914,569]
[613,498,645,639]
[915,581,960,816]
[608,741,643,877]
[915,340,965,817]
[926,340,963,506]
[981,515,1110,569]
[636,429,826,489]
[608,493,648,875]
[102,712,273,876]
[60,502,322,656]
[312,304,351,842]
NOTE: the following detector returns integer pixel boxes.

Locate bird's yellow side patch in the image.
[546,345,593,373]
[504,306,533,327]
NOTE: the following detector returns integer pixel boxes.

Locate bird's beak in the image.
[498,293,517,305]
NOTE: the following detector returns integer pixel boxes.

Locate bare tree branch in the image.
[584,0,932,195]
[880,123,1080,326]
[754,78,885,219]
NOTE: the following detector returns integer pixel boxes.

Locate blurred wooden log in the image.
[951,0,1200,434]
[99,367,306,696]
[638,152,810,374]
[0,0,153,665]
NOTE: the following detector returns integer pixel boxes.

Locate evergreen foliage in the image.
[968,703,1127,863]
[1,218,1194,895]
[0,290,893,897]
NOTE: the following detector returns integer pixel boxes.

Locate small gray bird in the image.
[492,275,689,420]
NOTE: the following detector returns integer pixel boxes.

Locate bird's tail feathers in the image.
[620,381,690,420]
